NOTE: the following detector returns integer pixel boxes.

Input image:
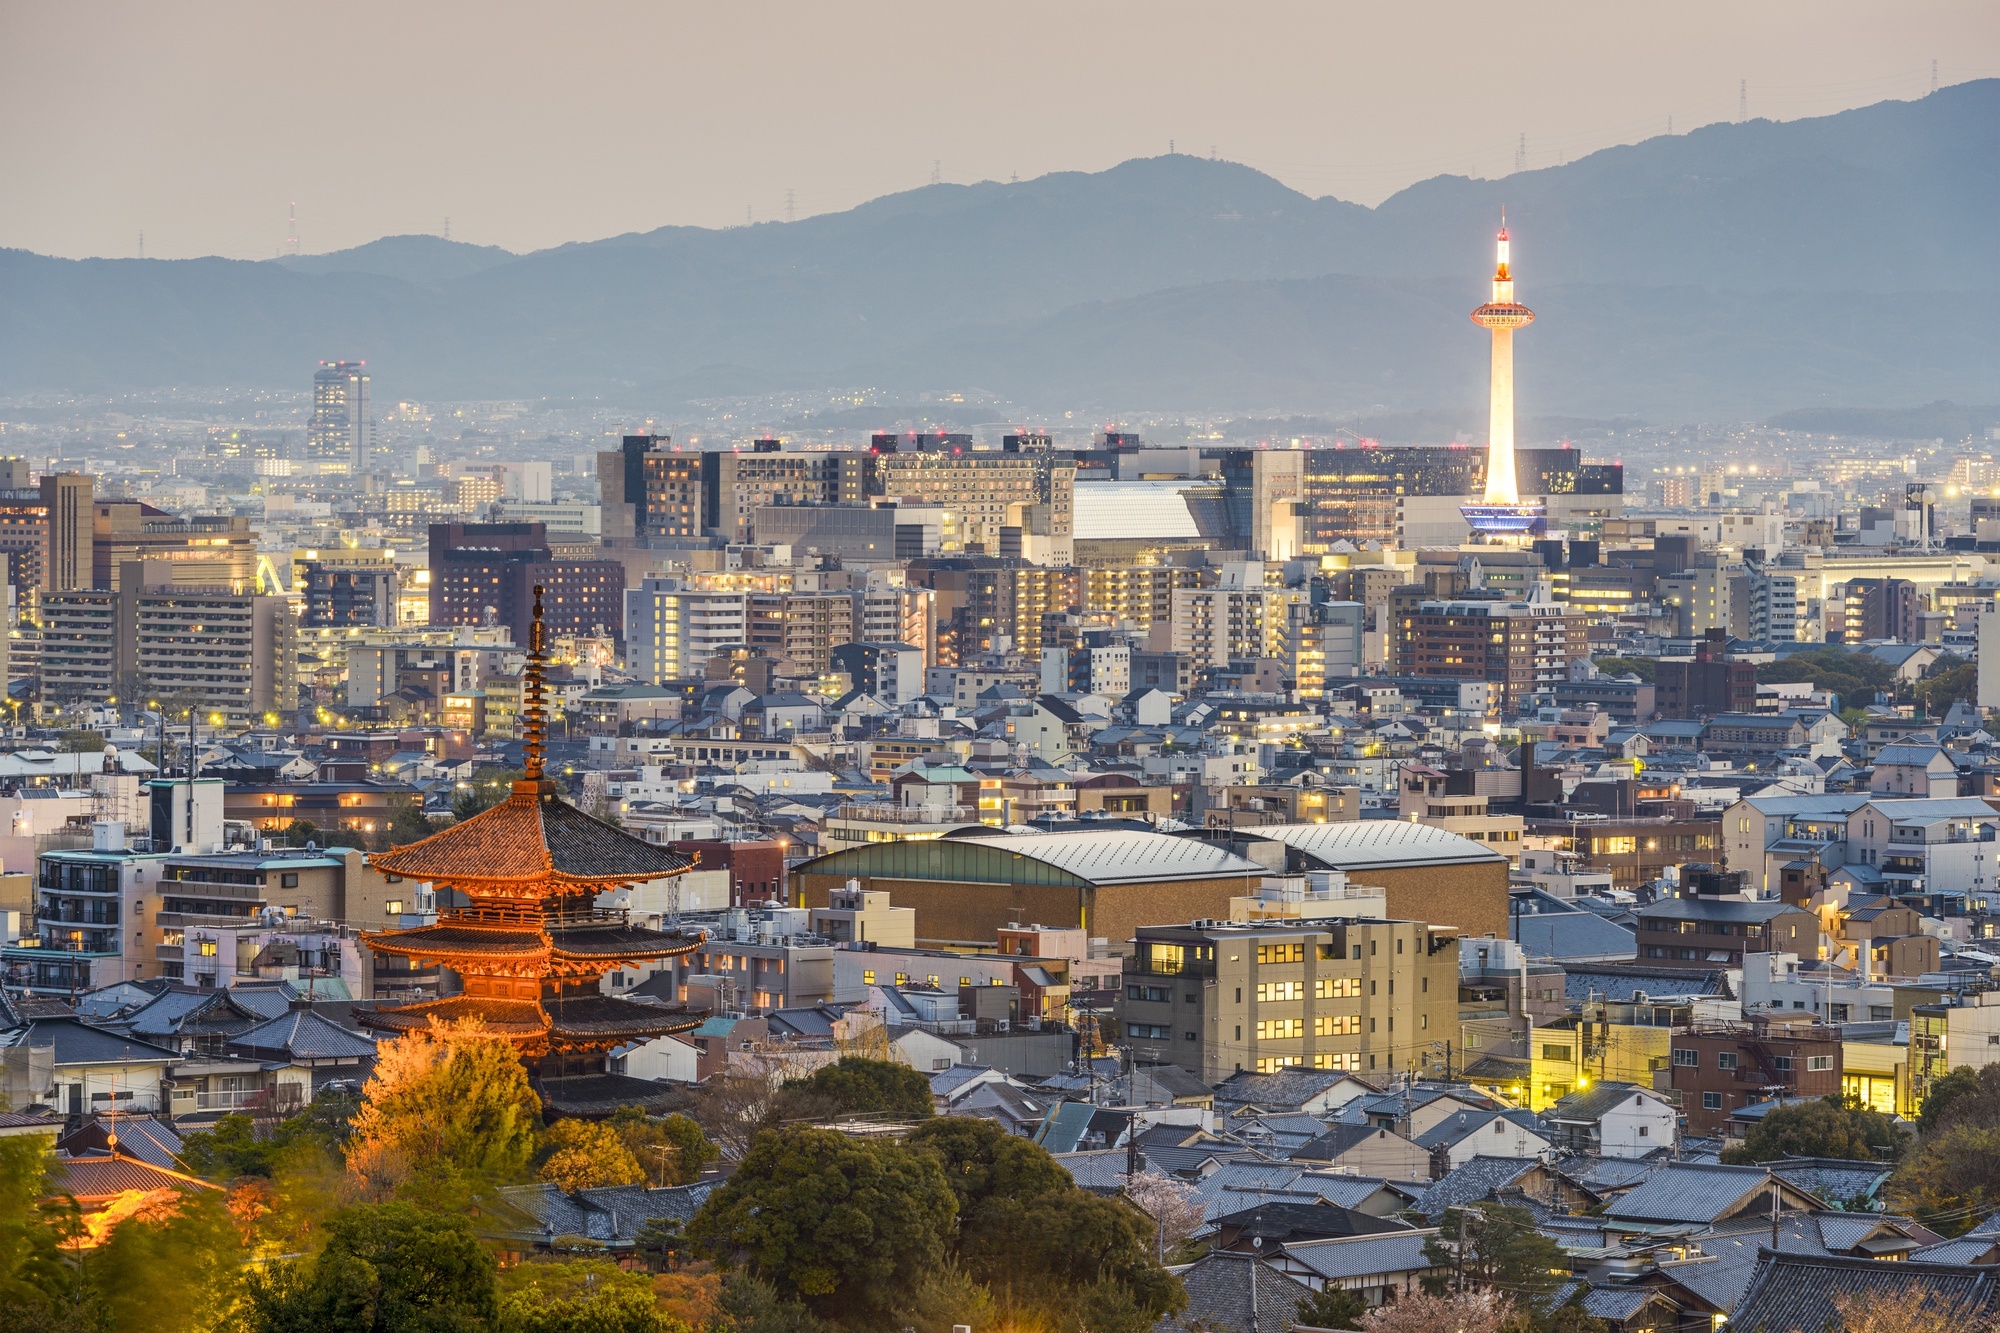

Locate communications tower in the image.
[1460,215,1545,540]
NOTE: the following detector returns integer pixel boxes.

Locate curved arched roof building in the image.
[1201,821,1511,938]
[793,829,1267,948]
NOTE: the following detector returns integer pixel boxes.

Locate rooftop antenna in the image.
[1739,80,1748,122]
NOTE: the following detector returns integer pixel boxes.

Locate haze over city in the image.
[3,8,2000,1333]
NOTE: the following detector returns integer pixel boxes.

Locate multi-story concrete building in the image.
[1668,1020,1842,1135]
[875,451,1075,559]
[428,522,624,644]
[1632,897,1817,970]
[1844,796,2000,900]
[307,360,370,474]
[1400,594,1586,714]
[1118,917,1460,1083]
[0,471,91,604]
[92,507,260,593]
[624,581,747,683]
[1082,562,1217,633]
[41,562,299,722]
[1170,573,1308,671]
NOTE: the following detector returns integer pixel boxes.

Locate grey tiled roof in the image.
[1278,1230,1443,1283]
[5,1017,180,1067]
[1211,1066,1367,1112]
[1766,1156,1893,1207]
[229,1009,377,1060]
[1602,1163,1780,1224]
[1410,1155,1542,1222]
[1733,1251,2000,1333]
[1156,1251,1314,1333]
[1056,1149,1157,1193]
[492,1181,714,1245]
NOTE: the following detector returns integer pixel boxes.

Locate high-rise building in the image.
[428,522,626,644]
[307,361,370,474]
[0,472,93,602]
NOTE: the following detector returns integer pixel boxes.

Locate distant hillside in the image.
[1765,401,2000,440]
[1,80,1996,415]
[274,234,518,284]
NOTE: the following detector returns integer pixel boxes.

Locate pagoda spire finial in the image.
[521,584,548,783]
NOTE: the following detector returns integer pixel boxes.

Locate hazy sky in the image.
[4,1,1995,260]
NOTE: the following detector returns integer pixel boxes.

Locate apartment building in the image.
[624,581,748,683]
[1119,917,1460,1084]
[41,561,299,722]
[1668,1020,1842,1136]
[1631,897,1817,970]
[1400,594,1587,714]
[1170,584,1308,670]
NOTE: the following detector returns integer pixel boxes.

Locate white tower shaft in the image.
[1483,327,1519,504]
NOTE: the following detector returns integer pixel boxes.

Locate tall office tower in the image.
[0,472,92,602]
[42,475,91,592]
[1461,219,1545,540]
[307,361,371,475]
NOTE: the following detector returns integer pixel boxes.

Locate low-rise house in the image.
[1413,1107,1554,1171]
[1542,1081,1679,1158]
[1265,1229,1448,1306]
[1600,1162,1823,1230]
[1289,1123,1430,1180]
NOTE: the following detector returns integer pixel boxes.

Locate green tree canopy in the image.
[345,1020,543,1190]
[241,1202,498,1332]
[783,1056,934,1121]
[1915,658,1977,715]
[1886,1124,2000,1236]
[1589,657,1656,684]
[1297,1285,1367,1329]
[610,1108,717,1187]
[1423,1204,1570,1300]
[688,1125,957,1326]
[496,1258,687,1333]
[1756,647,1897,709]
[455,766,527,821]
[535,1118,645,1193]
[1917,1064,2000,1136]
[906,1115,1184,1333]
[1719,1096,1902,1166]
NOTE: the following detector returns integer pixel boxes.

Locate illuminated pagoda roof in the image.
[363,921,701,966]
[368,588,696,896]
[360,994,701,1050]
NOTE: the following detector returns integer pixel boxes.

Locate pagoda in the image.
[359,586,706,1109]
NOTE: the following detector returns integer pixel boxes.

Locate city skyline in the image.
[0,1,1992,260]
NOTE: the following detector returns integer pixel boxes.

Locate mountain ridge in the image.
[2,81,1995,414]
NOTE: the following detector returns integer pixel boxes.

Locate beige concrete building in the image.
[1118,916,1460,1083]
